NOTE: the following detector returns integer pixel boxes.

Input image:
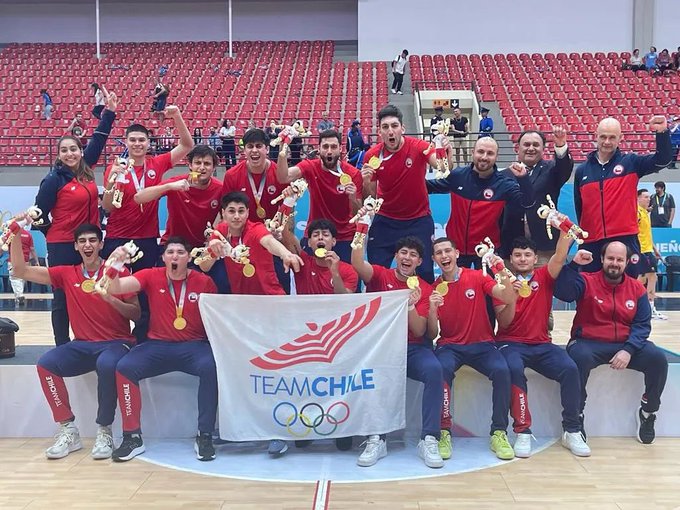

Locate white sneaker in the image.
[652,309,668,320]
[45,422,82,459]
[91,425,113,460]
[391,89,397,94]
[397,91,403,95]
[513,433,533,458]
[562,431,591,457]
[417,435,444,468]
[357,435,387,467]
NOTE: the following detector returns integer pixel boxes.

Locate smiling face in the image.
[58,137,83,168]
[517,132,544,167]
[222,201,249,234]
[432,240,459,274]
[601,242,628,282]
[126,131,150,160]
[472,138,498,175]
[319,136,341,170]
[595,118,622,160]
[394,246,422,278]
[510,247,538,275]
[74,231,103,264]
[244,140,268,171]
[379,115,405,151]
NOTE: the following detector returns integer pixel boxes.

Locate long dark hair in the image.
[55,135,94,182]
[91,82,100,94]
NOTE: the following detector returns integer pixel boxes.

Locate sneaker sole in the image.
[46,440,82,460]
[635,410,655,444]
[194,443,216,461]
[514,449,531,459]
[561,439,592,457]
[91,449,113,460]
[356,449,387,467]
[112,445,145,462]
[420,454,444,468]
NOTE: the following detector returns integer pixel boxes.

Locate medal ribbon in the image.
[128,160,146,193]
[81,261,103,282]
[378,146,395,164]
[247,170,267,210]
[167,277,187,319]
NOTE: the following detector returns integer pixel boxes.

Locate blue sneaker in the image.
[268,439,288,456]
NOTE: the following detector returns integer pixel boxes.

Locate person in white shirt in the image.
[91,83,106,119]
[391,49,409,95]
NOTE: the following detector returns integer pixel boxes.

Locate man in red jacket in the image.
[554,241,668,445]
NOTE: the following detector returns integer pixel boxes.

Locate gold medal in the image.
[81,279,96,294]
[435,281,449,296]
[367,156,381,170]
[314,248,327,258]
[518,280,532,298]
[256,206,266,219]
[243,263,256,277]
[406,276,420,289]
[173,317,187,330]
[339,173,352,185]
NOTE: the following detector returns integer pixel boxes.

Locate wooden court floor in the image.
[2,296,680,509]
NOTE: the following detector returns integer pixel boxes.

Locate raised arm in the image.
[9,229,51,286]
[547,229,573,279]
[350,235,374,284]
[506,162,535,209]
[165,106,195,166]
[634,116,673,177]
[134,178,188,205]
[551,126,574,187]
[276,149,302,183]
[83,88,117,167]
[553,250,592,302]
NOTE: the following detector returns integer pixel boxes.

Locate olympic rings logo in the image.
[272,401,350,437]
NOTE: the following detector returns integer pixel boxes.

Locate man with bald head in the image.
[574,116,672,276]
[554,241,668,446]
[427,137,534,267]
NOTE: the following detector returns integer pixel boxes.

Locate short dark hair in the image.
[638,188,649,196]
[318,129,341,145]
[517,130,546,146]
[125,123,149,137]
[432,237,456,250]
[73,223,103,242]
[242,128,268,146]
[511,236,537,254]
[654,181,666,190]
[221,191,249,209]
[187,144,219,166]
[164,236,192,252]
[307,218,337,238]
[402,49,409,56]
[601,241,632,261]
[395,236,424,258]
[378,104,403,125]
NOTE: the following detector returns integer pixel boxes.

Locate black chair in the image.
[664,256,680,291]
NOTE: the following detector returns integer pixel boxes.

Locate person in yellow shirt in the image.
[637,189,666,320]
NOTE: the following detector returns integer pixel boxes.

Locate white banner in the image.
[200,291,408,441]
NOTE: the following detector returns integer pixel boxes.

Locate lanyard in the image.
[167,277,187,318]
[81,262,103,281]
[516,273,533,283]
[129,160,146,192]
[378,146,395,163]
[247,170,267,205]
[656,194,666,208]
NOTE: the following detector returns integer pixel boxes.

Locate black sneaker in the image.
[112,433,145,462]
[579,413,587,441]
[195,433,216,461]
[335,436,353,451]
[636,407,656,444]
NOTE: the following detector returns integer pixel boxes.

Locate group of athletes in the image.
[5,86,673,468]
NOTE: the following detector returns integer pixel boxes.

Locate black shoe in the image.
[195,432,216,461]
[295,440,313,448]
[636,407,656,444]
[579,413,587,441]
[112,433,145,462]
[335,436,353,451]
[18,297,26,306]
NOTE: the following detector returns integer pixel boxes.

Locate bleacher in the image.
[0,41,388,165]
[411,51,680,160]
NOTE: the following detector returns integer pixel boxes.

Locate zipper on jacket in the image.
[599,166,607,238]
[464,199,473,254]
[611,286,618,341]
[79,180,96,225]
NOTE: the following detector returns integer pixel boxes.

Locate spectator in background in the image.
[347,120,369,168]
[644,46,658,74]
[391,49,409,95]
[657,49,672,75]
[670,118,680,169]
[40,88,53,120]
[265,122,281,160]
[159,126,175,154]
[673,47,680,70]
[450,107,470,165]
[207,127,220,152]
[637,189,666,320]
[8,224,39,306]
[316,112,335,133]
[151,80,170,118]
[479,107,494,138]
[193,127,203,146]
[650,181,675,227]
[158,64,168,78]
[66,113,87,145]
[219,119,237,167]
[624,49,645,72]
[429,106,445,131]
[91,83,106,119]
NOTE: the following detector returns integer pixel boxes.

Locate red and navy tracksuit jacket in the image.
[34,109,116,242]
[554,262,651,354]
[426,165,534,255]
[574,131,672,242]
